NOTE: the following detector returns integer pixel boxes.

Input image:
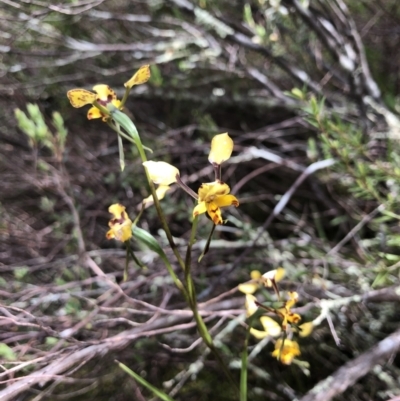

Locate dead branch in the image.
[298,328,400,401]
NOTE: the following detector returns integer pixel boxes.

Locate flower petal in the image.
[249,328,269,340]
[299,322,314,338]
[193,201,207,217]
[206,201,223,224]
[245,294,258,317]
[67,89,96,108]
[262,267,285,287]
[214,194,239,208]
[108,204,126,220]
[93,84,117,102]
[272,339,301,365]
[238,282,259,294]
[143,185,171,205]
[124,65,151,89]
[106,221,132,242]
[143,161,180,185]
[250,270,261,280]
[87,106,102,120]
[260,316,282,337]
[208,133,234,165]
[198,181,230,202]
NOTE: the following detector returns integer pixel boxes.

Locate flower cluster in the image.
[143,133,239,225]
[239,268,313,365]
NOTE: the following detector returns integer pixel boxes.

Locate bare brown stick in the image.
[298,328,400,401]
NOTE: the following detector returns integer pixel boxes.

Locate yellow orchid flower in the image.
[67,84,122,121]
[106,203,132,242]
[277,291,301,329]
[193,180,239,225]
[208,133,234,165]
[238,268,285,295]
[142,161,180,204]
[67,65,150,121]
[272,339,301,365]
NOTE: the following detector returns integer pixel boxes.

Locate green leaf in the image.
[0,343,17,361]
[14,266,29,280]
[132,226,185,293]
[109,108,141,145]
[117,360,177,401]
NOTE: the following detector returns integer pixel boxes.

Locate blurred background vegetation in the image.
[1,0,400,400]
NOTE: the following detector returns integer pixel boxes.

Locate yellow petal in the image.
[298,322,313,337]
[250,270,261,280]
[272,339,301,365]
[259,316,282,337]
[285,312,301,325]
[106,220,132,242]
[206,201,223,225]
[87,106,102,120]
[262,267,285,287]
[285,291,299,309]
[143,185,171,205]
[124,65,151,89]
[214,194,239,208]
[238,282,259,294]
[193,201,207,217]
[67,89,96,108]
[143,161,180,185]
[197,181,230,202]
[249,328,269,340]
[108,203,126,219]
[92,84,116,101]
[208,133,234,164]
[245,294,258,317]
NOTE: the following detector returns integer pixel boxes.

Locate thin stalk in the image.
[183,217,239,395]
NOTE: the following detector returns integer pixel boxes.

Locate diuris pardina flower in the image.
[106,204,132,242]
[67,84,122,121]
[272,339,301,365]
[193,180,239,225]
[67,65,150,121]
[277,291,301,330]
[238,268,285,295]
[142,161,180,204]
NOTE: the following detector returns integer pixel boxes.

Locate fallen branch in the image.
[298,328,400,401]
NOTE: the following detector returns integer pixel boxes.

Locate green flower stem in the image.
[240,314,257,401]
[184,217,239,395]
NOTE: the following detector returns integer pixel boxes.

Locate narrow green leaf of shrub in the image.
[116,360,177,401]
